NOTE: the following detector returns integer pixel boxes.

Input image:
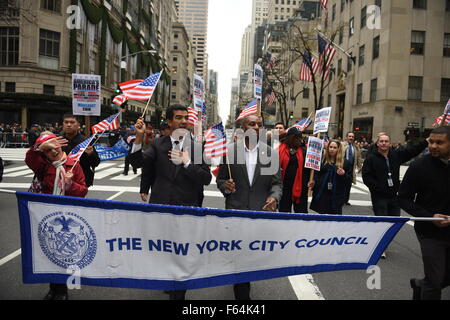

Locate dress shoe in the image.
[123,172,128,176]
[43,290,68,300]
[410,278,421,300]
[381,252,386,259]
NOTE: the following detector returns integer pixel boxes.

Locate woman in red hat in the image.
[25,132,88,300]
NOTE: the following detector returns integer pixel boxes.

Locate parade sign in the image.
[313,107,332,135]
[72,74,101,116]
[17,192,407,291]
[254,64,263,99]
[193,74,205,112]
[305,136,324,171]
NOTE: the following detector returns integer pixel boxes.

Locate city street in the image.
[1,158,448,300]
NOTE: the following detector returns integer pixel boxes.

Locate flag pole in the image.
[141,70,164,119]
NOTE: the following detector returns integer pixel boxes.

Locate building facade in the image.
[174,0,209,81]
[0,0,175,129]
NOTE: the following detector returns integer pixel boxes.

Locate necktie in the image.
[348,144,353,161]
[173,140,181,151]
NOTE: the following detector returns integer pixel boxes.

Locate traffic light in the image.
[289,111,294,119]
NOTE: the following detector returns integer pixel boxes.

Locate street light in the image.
[120,49,157,69]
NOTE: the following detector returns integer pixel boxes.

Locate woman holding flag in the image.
[25,131,88,300]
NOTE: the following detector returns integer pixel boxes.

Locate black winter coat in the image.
[398,154,450,242]
[362,140,427,198]
[62,133,101,187]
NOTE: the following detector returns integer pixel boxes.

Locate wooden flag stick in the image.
[141,69,164,118]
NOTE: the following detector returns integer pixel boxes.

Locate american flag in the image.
[236,99,258,121]
[318,34,337,81]
[91,113,120,134]
[68,136,95,161]
[299,50,319,82]
[113,94,127,106]
[265,89,276,106]
[204,122,228,159]
[124,72,162,101]
[320,0,329,10]
[267,54,276,70]
[188,107,199,126]
[293,117,313,132]
[433,99,450,126]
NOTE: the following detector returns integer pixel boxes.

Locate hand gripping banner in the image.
[16,192,408,291]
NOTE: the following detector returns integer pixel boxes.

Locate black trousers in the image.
[124,156,137,174]
[50,283,68,294]
[416,235,450,300]
[168,283,251,300]
[279,187,308,214]
[370,195,401,217]
[343,179,352,204]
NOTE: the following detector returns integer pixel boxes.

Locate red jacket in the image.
[25,148,88,198]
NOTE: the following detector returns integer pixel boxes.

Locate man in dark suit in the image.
[60,114,100,188]
[131,105,212,300]
[216,114,283,300]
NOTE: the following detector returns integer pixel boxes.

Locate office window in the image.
[43,84,55,95]
[41,0,61,12]
[413,0,427,9]
[341,0,345,12]
[0,27,19,66]
[327,94,332,107]
[375,0,382,8]
[39,29,60,58]
[303,88,309,99]
[347,53,353,72]
[349,18,355,37]
[361,6,367,29]
[339,27,343,44]
[373,36,380,60]
[332,4,336,21]
[356,83,363,104]
[447,0,450,11]
[302,108,308,118]
[444,34,450,57]
[370,79,377,102]
[408,76,423,100]
[172,80,177,87]
[359,45,365,66]
[411,31,425,55]
[441,78,450,102]
[338,59,342,75]
[5,82,15,92]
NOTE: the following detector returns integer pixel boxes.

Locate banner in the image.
[16,192,407,291]
[193,74,205,112]
[94,139,130,162]
[313,107,332,135]
[254,64,263,99]
[305,136,324,171]
[72,74,101,116]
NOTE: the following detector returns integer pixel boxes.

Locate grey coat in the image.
[216,141,282,211]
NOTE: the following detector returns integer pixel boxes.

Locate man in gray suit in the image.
[216,114,283,300]
[342,132,363,205]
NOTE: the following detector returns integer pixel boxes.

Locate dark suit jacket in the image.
[216,141,282,211]
[129,135,211,207]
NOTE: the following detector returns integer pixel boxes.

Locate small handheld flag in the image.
[293,117,313,132]
[91,113,120,134]
[68,136,95,162]
[188,107,199,126]
[124,72,162,101]
[236,99,258,121]
[204,122,228,159]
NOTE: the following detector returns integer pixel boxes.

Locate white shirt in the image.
[245,143,259,186]
[132,135,190,167]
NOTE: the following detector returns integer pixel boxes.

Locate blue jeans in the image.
[370,195,401,217]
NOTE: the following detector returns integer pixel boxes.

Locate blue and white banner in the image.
[94,139,130,162]
[16,192,408,291]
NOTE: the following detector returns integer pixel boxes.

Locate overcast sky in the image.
[207,0,253,123]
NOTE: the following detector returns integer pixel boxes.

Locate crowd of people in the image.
[1,106,449,301]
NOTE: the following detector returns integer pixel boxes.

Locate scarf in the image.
[52,153,68,196]
[279,144,304,204]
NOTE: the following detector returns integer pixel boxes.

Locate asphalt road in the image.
[0,159,448,301]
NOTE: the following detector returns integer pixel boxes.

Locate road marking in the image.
[3,165,29,173]
[3,169,33,177]
[94,168,124,179]
[288,274,325,300]
[0,249,21,267]
[107,191,125,201]
[111,173,141,181]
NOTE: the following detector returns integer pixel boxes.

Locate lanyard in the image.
[385,157,391,175]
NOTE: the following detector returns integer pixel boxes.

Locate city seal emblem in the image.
[38,211,97,270]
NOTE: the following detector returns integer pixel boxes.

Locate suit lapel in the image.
[236,141,251,188]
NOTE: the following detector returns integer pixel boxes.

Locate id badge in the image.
[387,178,394,187]
[328,182,333,190]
